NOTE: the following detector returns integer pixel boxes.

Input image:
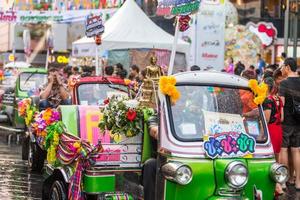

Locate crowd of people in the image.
[220,54,300,199]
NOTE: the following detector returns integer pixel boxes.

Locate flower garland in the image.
[99,97,143,140]
[248,79,268,105]
[18,98,37,126]
[44,121,65,165]
[159,76,181,104]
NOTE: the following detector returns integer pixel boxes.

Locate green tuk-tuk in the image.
[42,71,288,200]
[0,67,47,138]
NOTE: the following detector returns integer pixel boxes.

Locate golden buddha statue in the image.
[139,56,163,108]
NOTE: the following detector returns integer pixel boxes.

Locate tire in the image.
[49,180,67,200]
[30,142,45,172]
[22,135,29,160]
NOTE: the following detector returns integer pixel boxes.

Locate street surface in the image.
[0,130,297,200]
[0,132,43,200]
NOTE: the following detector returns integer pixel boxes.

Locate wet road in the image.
[0,132,298,199]
[0,134,43,200]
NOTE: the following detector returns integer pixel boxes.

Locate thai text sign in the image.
[202,111,256,159]
[85,14,104,38]
[156,0,200,16]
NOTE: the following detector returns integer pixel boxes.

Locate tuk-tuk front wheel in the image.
[22,135,29,160]
[50,180,67,200]
[28,142,45,172]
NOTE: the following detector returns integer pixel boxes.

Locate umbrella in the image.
[4,61,31,68]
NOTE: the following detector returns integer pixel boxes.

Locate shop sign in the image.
[8,54,15,62]
[156,0,201,16]
[85,14,104,38]
[48,55,69,64]
[0,11,17,22]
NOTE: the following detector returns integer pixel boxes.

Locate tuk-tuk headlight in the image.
[161,162,193,185]
[270,163,289,184]
[225,161,248,189]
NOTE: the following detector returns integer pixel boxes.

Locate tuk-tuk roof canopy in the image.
[174,71,249,88]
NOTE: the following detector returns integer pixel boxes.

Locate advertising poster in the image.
[196,1,225,71]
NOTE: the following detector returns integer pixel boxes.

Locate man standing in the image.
[279,57,300,192]
[257,53,266,76]
[39,67,71,111]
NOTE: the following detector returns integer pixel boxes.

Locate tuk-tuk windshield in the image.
[20,72,47,92]
[170,85,267,143]
[77,83,128,105]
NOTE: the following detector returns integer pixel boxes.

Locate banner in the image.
[0,9,116,24]
[195,1,225,71]
[156,0,200,16]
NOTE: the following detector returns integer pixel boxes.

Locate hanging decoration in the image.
[247,22,277,48]
[178,15,191,32]
[18,98,37,126]
[159,76,181,104]
[248,79,268,105]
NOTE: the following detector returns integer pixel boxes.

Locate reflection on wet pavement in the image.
[0,135,42,200]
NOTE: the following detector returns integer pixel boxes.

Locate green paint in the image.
[165,158,215,199]
[164,158,276,199]
[244,159,275,199]
[141,108,154,163]
[171,1,200,15]
[59,106,79,136]
[83,174,115,193]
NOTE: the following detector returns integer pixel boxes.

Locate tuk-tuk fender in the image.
[44,164,72,184]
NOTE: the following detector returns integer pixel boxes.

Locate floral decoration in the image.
[98,97,143,140]
[44,121,64,165]
[159,76,181,104]
[18,98,37,126]
[124,78,139,93]
[248,79,268,105]
[31,108,61,138]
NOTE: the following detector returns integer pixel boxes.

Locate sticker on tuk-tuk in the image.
[202,111,256,159]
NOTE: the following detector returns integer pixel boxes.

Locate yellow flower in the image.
[248,79,268,105]
[126,130,133,137]
[113,134,122,143]
[47,146,57,164]
[53,132,60,146]
[73,141,81,149]
[159,76,181,104]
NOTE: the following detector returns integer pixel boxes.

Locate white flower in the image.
[124,99,139,109]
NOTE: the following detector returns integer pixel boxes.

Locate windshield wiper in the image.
[24,70,38,85]
[107,84,128,94]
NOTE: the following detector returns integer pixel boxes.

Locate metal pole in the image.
[45,48,49,70]
[168,17,179,76]
[293,1,298,59]
[284,0,290,54]
[96,46,99,76]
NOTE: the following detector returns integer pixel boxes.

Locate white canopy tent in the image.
[72,0,190,57]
